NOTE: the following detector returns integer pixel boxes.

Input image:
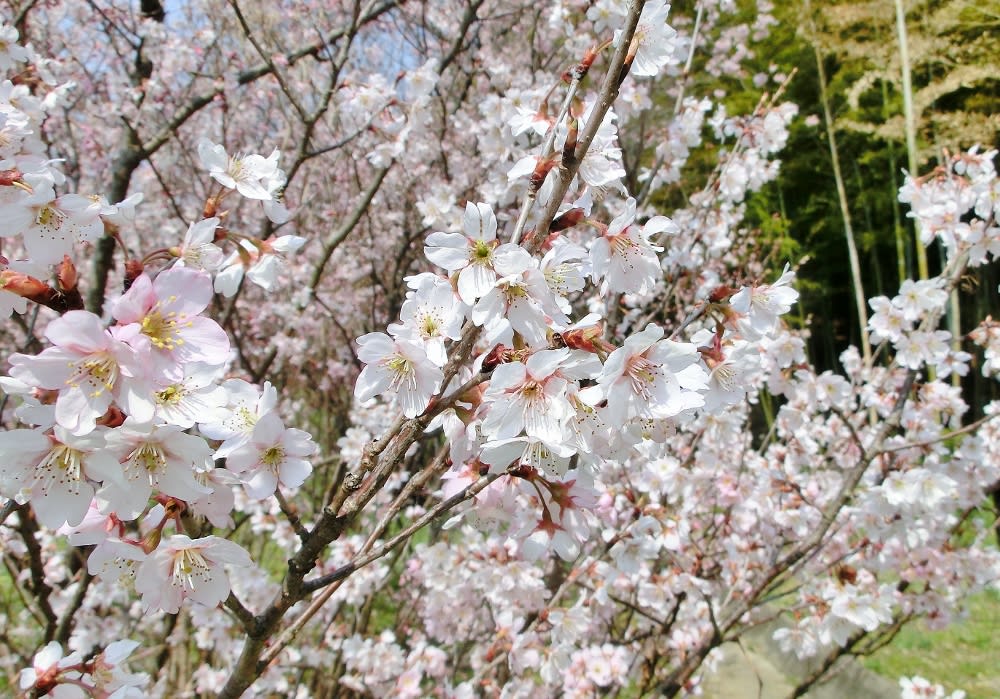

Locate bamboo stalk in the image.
[893,0,928,281]
[895,0,960,386]
[805,0,872,366]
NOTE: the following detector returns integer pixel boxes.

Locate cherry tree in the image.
[0,1,996,698]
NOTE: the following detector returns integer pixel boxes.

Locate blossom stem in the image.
[510,74,583,246]
[528,2,645,257]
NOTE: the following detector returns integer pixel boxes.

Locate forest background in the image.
[733,0,998,398]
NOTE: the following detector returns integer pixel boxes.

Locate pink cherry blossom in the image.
[112,266,230,373]
[482,348,573,442]
[8,310,153,435]
[134,534,252,614]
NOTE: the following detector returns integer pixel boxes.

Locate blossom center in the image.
[518,380,543,403]
[155,384,186,406]
[68,352,119,398]
[231,405,258,433]
[471,239,493,262]
[38,445,84,490]
[261,445,285,471]
[35,205,64,229]
[420,312,440,338]
[545,266,570,293]
[171,548,211,591]
[227,155,251,183]
[385,354,417,390]
[129,442,167,477]
[141,303,188,351]
[625,354,658,399]
[610,232,639,258]
[711,362,737,392]
[502,281,528,300]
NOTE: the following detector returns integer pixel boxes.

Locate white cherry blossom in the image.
[0,426,122,529]
[197,138,281,200]
[424,201,533,305]
[222,411,317,498]
[482,348,573,442]
[590,197,668,295]
[355,332,443,418]
[730,263,800,338]
[583,323,706,424]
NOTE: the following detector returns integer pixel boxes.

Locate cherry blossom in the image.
[0,426,122,528]
[134,534,252,614]
[8,310,153,435]
[583,323,707,424]
[99,420,212,518]
[0,24,28,71]
[198,138,282,201]
[424,201,533,305]
[0,7,996,698]
[481,348,573,442]
[19,641,85,699]
[617,0,679,78]
[172,217,224,271]
[355,332,443,418]
[111,266,230,373]
[221,411,317,498]
[0,174,104,265]
[730,262,800,338]
[590,197,669,295]
[387,274,464,366]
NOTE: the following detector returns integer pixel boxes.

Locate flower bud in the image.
[124,259,145,290]
[0,270,50,299]
[141,527,161,554]
[530,153,559,193]
[551,207,585,232]
[56,255,78,292]
[560,325,614,356]
[561,118,578,168]
[708,284,738,303]
[0,168,23,186]
[96,405,126,429]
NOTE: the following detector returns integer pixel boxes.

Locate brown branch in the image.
[228,0,308,122]
[306,165,391,295]
[224,591,257,633]
[54,571,93,645]
[17,511,57,639]
[274,489,309,543]
[215,5,653,695]
[524,0,642,256]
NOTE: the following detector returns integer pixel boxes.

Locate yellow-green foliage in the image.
[809,0,1000,164]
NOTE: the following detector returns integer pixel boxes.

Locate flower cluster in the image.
[356,187,801,564]
[1,3,998,698]
[0,23,317,651]
[19,640,147,699]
